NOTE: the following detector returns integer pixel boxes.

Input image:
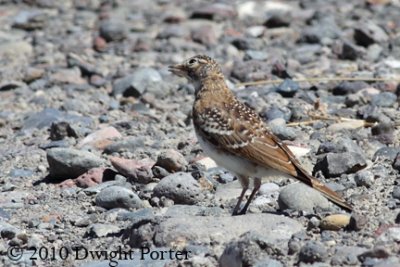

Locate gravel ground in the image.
[1,0,400,266]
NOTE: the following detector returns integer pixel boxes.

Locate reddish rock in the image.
[110,157,155,183]
[58,168,115,188]
[78,126,122,150]
[94,36,107,52]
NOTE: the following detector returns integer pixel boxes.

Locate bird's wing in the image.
[194,99,300,177]
[193,99,353,211]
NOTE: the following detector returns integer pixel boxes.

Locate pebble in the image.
[95,186,144,210]
[155,149,188,173]
[152,172,204,205]
[278,183,331,212]
[87,223,121,238]
[299,241,328,263]
[371,92,397,107]
[77,126,122,150]
[99,20,127,42]
[332,81,369,95]
[23,108,93,130]
[46,148,105,180]
[314,152,367,178]
[275,79,300,97]
[354,22,389,47]
[320,214,351,231]
[354,170,375,187]
[112,68,164,97]
[155,213,302,248]
[104,137,147,154]
[220,231,287,267]
[110,157,154,184]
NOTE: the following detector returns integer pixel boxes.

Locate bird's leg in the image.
[238,177,261,215]
[232,186,248,216]
[232,175,249,216]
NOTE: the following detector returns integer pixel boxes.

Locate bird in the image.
[169,55,353,215]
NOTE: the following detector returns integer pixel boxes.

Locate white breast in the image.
[195,129,289,181]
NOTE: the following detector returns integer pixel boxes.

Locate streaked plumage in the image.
[169,55,352,215]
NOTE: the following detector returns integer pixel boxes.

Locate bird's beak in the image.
[168,64,186,77]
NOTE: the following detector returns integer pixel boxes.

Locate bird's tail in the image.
[295,168,353,212]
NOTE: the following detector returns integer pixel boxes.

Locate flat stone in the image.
[278,183,331,212]
[154,213,302,247]
[46,148,105,180]
[96,186,144,210]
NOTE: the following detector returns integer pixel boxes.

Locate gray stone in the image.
[317,137,364,155]
[392,186,400,200]
[244,50,269,61]
[155,149,188,172]
[23,108,93,130]
[354,170,375,188]
[13,10,47,30]
[332,81,369,95]
[112,68,165,97]
[220,231,286,267]
[154,213,302,247]
[104,137,147,154]
[331,246,365,266]
[373,147,400,161]
[164,205,226,217]
[276,79,300,97]
[153,172,204,205]
[95,186,144,210]
[99,20,127,42]
[314,152,367,178]
[278,183,331,212]
[87,223,121,237]
[47,148,105,179]
[354,22,389,47]
[371,92,397,107]
[299,241,328,263]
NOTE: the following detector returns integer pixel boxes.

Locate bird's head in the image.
[168,55,223,83]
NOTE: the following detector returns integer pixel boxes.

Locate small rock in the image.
[373,147,400,161]
[371,92,397,107]
[354,170,375,187]
[155,149,188,173]
[47,148,105,180]
[153,172,204,205]
[392,186,400,200]
[354,22,389,47]
[332,81,369,95]
[77,127,122,150]
[49,121,77,141]
[276,79,300,97]
[220,231,287,267]
[278,183,331,212]
[112,68,164,97]
[13,10,47,30]
[104,137,146,154]
[299,241,328,263]
[191,3,237,21]
[23,108,93,130]
[331,246,365,266]
[191,24,217,46]
[320,214,351,231]
[110,157,154,184]
[87,223,121,237]
[338,41,362,60]
[244,50,269,61]
[95,186,144,210]
[155,213,302,248]
[265,13,291,28]
[99,20,127,42]
[314,152,367,178]
[348,213,368,231]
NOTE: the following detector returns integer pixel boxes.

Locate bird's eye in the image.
[188,58,197,65]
